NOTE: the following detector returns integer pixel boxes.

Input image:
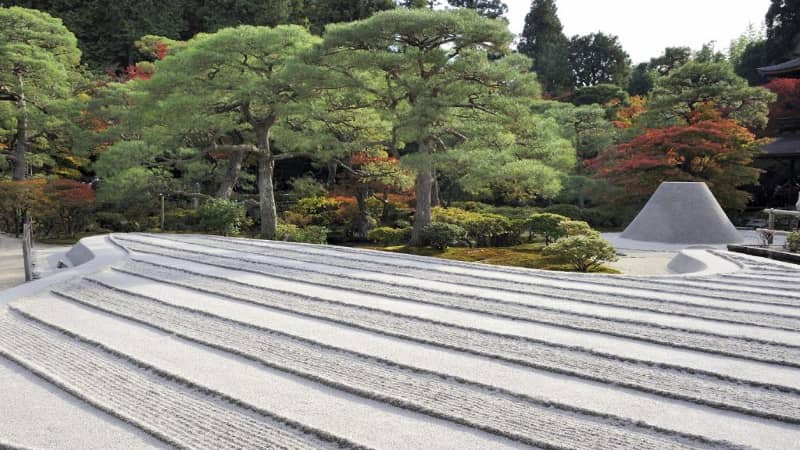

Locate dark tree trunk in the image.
[353,184,373,240]
[326,160,338,187]
[12,73,27,181]
[255,123,277,239]
[409,143,434,246]
[215,148,246,199]
[431,170,441,207]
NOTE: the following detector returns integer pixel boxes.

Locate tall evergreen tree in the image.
[517,0,573,96]
[766,0,800,63]
[568,32,631,88]
[446,0,507,19]
[5,0,187,69]
[302,0,396,34]
[0,7,84,180]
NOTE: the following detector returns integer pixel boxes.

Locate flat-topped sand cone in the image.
[621,182,743,245]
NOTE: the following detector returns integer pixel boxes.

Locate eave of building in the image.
[757,57,800,76]
[757,135,800,158]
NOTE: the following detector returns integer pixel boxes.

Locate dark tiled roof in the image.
[757,57,800,76]
[760,135,800,157]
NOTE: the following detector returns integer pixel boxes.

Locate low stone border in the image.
[726,244,800,265]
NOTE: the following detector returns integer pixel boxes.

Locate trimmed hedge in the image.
[421,222,467,250]
[368,227,412,246]
[275,223,329,244]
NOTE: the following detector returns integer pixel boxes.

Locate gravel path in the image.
[2,232,799,449]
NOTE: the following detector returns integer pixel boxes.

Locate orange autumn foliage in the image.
[588,119,761,210]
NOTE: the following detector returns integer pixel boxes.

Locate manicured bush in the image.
[463,214,512,247]
[95,211,141,232]
[197,198,250,236]
[543,204,582,220]
[559,220,600,238]
[448,201,493,212]
[289,175,327,199]
[432,207,515,247]
[275,223,328,244]
[526,213,569,245]
[367,226,412,246]
[786,231,800,252]
[164,208,199,232]
[421,222,467,250]
[543,235,618,272]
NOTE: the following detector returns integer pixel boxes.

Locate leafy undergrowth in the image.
[363,243,620,274]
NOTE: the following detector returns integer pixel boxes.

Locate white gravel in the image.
[1,232,799,449]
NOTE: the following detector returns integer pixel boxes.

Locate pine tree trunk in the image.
[409,144,434,246]
[12,72,27,181]
[353,184,372,240]
[256,123,277,239]
[431,170,441,207]
[215,148,246,199]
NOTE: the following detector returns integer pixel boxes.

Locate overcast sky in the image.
[504,0,772,64]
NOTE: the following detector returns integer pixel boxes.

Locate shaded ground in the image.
[0,234,70,290]
[0,234,24,290]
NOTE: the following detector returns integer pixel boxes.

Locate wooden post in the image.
[22,213,33,282]
[160,193,165,231]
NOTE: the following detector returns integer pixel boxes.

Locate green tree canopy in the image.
[108,25,321,238]
[6,0,187,69]
[766,0,800,63]
[446,0,508,19]
[649,47,691,76]
[0,6,84,180]
[315,8,573,243]
[646,61,775,129]
[568,32,631,88]
[517,0,573,96]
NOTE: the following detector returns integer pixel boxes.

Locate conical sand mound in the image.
[621,182,743,244]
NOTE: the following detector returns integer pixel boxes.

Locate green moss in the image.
[365,243,619,273]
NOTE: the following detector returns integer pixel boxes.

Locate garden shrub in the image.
[543,204,582,220]
[95,211,141,232]
[448,201,493,212]
[489,205,542,220]
[432,207,514,247]
[289,175,327,199]
[197,198,250,236]
[559,220,600,238]
[275,223,329,244]
[421,222,467,250]
[490,219,526,247]
[542,235,618,272]
[295,196,342,216]
[283,210,313,227]
[463,214,512,247]
[526,213,569,245]
[164,208,199,232]
[786,231,800,252]
[367,226,412,246]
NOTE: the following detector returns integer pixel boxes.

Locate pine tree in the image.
[446,0,507,19]
[766,0,800,63]
[517,0,573,96]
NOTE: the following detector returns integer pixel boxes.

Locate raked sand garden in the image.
[1,233,799,449]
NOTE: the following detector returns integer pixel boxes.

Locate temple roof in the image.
[757,57,800,77]
[760,135,800,157]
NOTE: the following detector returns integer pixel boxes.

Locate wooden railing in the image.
[22,213,33,282]
[757,208,800,244]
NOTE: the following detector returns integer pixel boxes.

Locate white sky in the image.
[505,0,772,63]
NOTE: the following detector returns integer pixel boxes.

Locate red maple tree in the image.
[588,118,761,210]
